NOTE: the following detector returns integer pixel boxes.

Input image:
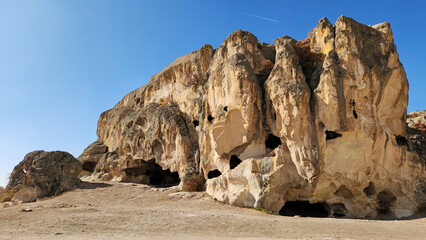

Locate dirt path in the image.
[0,181,425,240]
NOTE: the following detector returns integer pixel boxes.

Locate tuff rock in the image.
[1,151,81,203]
[79,16,425,219]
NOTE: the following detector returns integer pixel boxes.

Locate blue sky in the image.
[0,0,425,187]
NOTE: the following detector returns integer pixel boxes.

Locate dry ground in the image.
[0,181,425,240]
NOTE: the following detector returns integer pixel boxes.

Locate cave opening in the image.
[147,169,180,187]
[207,170,222,179]
[207,115,214,123]
[376,190,397,218]
[230,155,242,169]
[353,109,358,119]
[279,201,329,218]
[350,99,358,119]
[124,159,180,187]
[82,162,97,172]
[192,120,199,127]
[325,130,342,140]
[363,182,375,196]
[330,203,347,218]
[265,134,282,150]
[395,135,408,146]
[224,106,228,112]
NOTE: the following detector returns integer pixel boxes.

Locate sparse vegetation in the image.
[258,59,274,75]
[158,95,173,107]
[182,173,205,192]
[0,186,7,202]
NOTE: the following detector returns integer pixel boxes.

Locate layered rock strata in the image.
[79,16,425,218]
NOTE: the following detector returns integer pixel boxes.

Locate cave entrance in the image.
[82,162,97,172]
[279,201,329,218]
[265,134,282,150]
[147,169,180,187]
[124,159,180,187]
[395,135,408,146]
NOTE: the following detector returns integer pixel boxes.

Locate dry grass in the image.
[182,174,205,192]
[0,186,5,202]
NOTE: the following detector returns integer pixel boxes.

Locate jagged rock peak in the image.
[78,16,425,219]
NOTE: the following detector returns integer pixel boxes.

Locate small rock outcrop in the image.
[1,151,81,203]
[79,16,425,218]
[407,111,426,161]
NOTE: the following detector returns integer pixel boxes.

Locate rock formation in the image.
[407,111,426,161]
[1,151,81,203]
[79,16,425,219]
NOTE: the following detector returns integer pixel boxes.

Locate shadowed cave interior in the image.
[124,159,180,187]
[279,201,329,217]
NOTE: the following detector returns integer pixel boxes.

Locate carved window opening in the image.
[350,99,358,119]
[192,120,199,127]
[207,115,214,123]
[395,135,408,146]
[207,169,222,179]
[353,109,358,119]
[325,130,342,140]
[230,155,242,169]
[265,134,282,150]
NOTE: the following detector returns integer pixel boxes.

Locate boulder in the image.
[1,151,81,203]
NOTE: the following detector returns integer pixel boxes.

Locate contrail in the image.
[237,11,279,23]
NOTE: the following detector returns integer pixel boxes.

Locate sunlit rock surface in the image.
[79,16,425,219]
[1,151,81,203]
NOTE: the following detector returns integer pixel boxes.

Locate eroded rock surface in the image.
[1,151,81,203]
[80,16,425,218]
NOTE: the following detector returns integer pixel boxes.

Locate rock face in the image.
[1,151,81,203]
[407,111,426,161]
[80,16,425,218]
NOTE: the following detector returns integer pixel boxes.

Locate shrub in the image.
[158,95,172,107]
[182,173,205,192]
[258,59,274,76]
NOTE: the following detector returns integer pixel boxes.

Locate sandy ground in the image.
[0,181,425,240]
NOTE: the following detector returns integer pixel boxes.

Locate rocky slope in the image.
[78,16,425,219]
